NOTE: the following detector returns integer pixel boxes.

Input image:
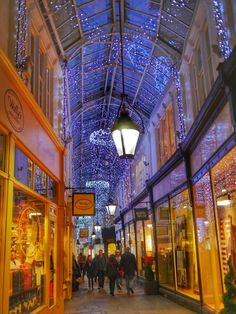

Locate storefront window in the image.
[14,147,33,189]
[0,179,4,262]
[34,164,47,196]
[136,220,145,277]
[155,201,174,289]
[49,209,56,307]
[125,225,129,249]
[120,229,125,254]
[171,189,199,299]
[48,176,57,203]
[212,147,236,289]
[9,189,46,313]
[193,174,223,311]
[0,132,6,171]
[144,216,155,276]
[129,223,136,255]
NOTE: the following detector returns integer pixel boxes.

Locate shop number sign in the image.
[72,193,95,216]
[135,207,148,220]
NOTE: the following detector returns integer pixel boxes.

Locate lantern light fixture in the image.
[91,230,96,239]
[106,199,117,216]
[94,221,102,233]
[111,0,143,159]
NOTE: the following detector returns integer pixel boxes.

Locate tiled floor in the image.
[64,279,197,314]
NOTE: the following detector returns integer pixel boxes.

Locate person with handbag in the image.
[94,249,107,290]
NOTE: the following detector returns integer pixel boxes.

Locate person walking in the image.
[115,250,122,290]
[120,247,137,295]
[106,254,119,296]
[84,254,96,291]
[95,249,106,290]
[78,252,86,279]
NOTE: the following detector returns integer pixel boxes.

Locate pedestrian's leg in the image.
[101,271,104,288]
[129,276,134,293]
[125,275,130,294]
[91,277,94,290]
[98,271,102,288]
[111,276,115,295]
[88,278,91,290]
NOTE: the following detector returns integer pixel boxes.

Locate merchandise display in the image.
[9,190,46,313]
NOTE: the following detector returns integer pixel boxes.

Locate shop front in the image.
[152,97,236,312]
[0,50,65,314]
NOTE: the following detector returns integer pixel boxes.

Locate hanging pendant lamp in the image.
[111,1,141,159]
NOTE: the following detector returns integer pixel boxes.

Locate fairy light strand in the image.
[15,0,27,77]
[212,0,232,60]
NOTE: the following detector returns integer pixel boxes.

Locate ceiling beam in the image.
[131,0,164,106]
[41,0,66,58]
[72,0,84,38]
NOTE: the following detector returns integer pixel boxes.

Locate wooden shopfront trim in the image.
[0,49,65,181]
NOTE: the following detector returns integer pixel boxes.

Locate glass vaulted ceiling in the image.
[39,0,197,220]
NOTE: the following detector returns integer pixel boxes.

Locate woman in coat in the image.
[84,255,96,291]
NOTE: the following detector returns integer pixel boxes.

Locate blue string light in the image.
[212,0,232,60]
[15,0,27,77]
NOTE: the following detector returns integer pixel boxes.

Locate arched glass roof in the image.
[39,0,197,219]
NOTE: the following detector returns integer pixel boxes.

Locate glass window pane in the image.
[155,201,174,289]
[14,147,33,188]
[9,190,46,312]
[144,216,156,277]
[193,173,223,311]
[48,177,57,203]
[129,223,136,255]
[0,132,6,171]
[212,147,236,295]
[49,211,56,307]
[171,189,200,299]
[34,165,47,196]
[136,220,145,277]
[0,178,4,263]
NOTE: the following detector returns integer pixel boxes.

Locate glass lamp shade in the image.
[112,109,140,159]
[94,223,101,233]
[91,231,96,239]
[106,203,117,216]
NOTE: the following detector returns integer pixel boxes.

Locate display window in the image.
[120,229,125,253]
[193,174,223,311]
[0,178,4,261]
[171,189,199,300]
[129,223,136,255]
[124,224,129,249]
[136,220,145,277]
[0,132,6,171]
[144,216,155,276]
[14,147,33,189]
[212,147,236,290]
[34,164,47,197]
[49,208,56,307]
[155,201,174,289]
[9,189,46,313]
[48,176,57,203]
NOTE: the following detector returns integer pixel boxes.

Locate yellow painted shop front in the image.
[0,49,65,314]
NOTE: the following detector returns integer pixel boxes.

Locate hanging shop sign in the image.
[135,207,148,221]
[72,193,95,216]
[79,228,89,238]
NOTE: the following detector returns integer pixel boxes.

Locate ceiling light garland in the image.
[89,128,114,147]
[15,0,27,77]
[212,0,232,60]
[62,60,71,143]
[172,66,186,141]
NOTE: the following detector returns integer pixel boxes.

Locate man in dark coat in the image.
[120,247,137,295]
[95,249,107,289]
